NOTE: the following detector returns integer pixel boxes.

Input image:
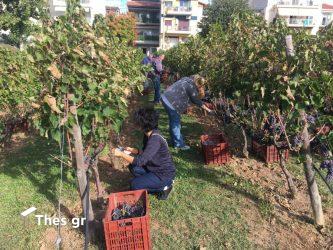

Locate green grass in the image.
[0,93,279,249]
[138,98,269,249]
[0,138,78,249]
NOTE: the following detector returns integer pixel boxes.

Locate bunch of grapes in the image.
[263,114,284,142]
[306,114,316,125]
[320,160,333,183]
[310,138,332,158]
[292,134,304,149]
[112,202,145,221]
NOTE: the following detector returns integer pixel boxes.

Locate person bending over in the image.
[161,75,212,150]
[112,108,175,200]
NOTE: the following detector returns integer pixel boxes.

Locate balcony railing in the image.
[289,18,314,26]
[136,17,160,24]
[165,26,191,32]
[137,35,160,41]
[277,0,316,6]
[166,6,192,12]
[55,0,90,4]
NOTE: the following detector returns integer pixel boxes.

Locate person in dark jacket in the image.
[151,54,164,104]
[141,52,152,66]
[112,108,175,200]
[161,75,212,150]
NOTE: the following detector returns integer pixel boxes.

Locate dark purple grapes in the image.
[306,115,316,124]
[320,160,333,183]
[293,134,303,148]
[112,202,145,221]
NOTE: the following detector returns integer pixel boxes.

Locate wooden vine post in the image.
[71,103,95,238]
[301,111,325,228]
[286,35,324,226]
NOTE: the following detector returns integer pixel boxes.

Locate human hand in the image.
[125,147,138,154]
[111,148,123,157]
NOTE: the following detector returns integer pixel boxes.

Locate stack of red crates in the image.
[200,133,231,165]
[103,190,151,250]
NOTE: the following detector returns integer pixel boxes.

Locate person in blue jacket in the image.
[112,108,175,200]
[161,75,212,150]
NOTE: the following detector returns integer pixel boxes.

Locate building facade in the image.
[49,0,129,24]
[249,0,333,34]
[49,0,108,24]
[159,0,206,50]
[127,0,161,53]
[106,0,128,13]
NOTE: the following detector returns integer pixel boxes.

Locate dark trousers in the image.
[152,75,161,103]
[129,164,172,192]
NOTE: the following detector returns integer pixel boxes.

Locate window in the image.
[178,20,189,31]
[180,0,190,7]
[165,1,172,7]
[165,20,172,26]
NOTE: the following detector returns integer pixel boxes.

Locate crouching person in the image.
[111,107,175,200]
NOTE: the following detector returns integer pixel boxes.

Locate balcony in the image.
[288,17,314,27]
[276,3,319,17]
[164,25,192,35]
[165,6,192,15]
[53,0,90,5]
[136,34,159,45]
[277,0,317,6]
[138,34,159,41]
[136,15,160,25]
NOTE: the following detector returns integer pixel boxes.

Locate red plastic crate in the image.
[201,133,231,165]
[103,190,151,250]
[251,139,289,164]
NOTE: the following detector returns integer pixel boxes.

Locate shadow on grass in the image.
[0,136,76,219]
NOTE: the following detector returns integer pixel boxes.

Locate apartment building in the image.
[322,3,333,25]
[249,0,333,33]
[49,0,129,24]
[106,0,128,14]
[159,0,206,50]
[127,0,161,53]
[49,0,108,24]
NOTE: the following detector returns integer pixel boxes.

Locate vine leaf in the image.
[48,63,62,79]
[286,86,295,101]
[44,94,62,114]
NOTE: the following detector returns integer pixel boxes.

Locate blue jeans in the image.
[161,99,185,148]
[128,164,172,193]
[153,75,161,103]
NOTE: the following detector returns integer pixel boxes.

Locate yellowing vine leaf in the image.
[73,48,85,56]
[98,51,111,64]
[96,37,107,46]
[286,86,295,101]
[31,102,41,109]
[44,94,62,114]
[48,63,62,79]
[124,88,131,97]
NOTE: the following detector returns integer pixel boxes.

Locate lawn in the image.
[0,93,332,249]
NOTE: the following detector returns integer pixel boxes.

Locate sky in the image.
[325,0,333,4]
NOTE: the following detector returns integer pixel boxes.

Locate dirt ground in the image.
[192,108,333,250]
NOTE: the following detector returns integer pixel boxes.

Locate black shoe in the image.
[157,186,173,200]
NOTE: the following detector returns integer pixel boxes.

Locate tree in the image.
[0,0,47,46]
[27,0,145,239]
[165,12,332,227]
[199,0,251,37]
[94,13,136,45]
[0,46,40,144]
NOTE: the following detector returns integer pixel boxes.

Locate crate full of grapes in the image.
[201,133,231,165]
[103,190,151,250]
